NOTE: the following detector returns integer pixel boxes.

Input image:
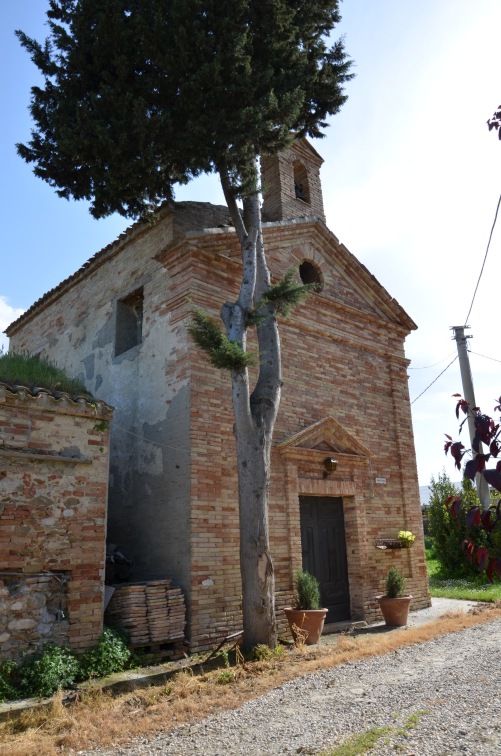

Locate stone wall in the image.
[0,383,112,659]
[0,573,70,658]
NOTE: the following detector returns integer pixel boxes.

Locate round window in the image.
[299,261,322,289]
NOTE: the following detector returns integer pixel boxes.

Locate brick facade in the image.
[0,384,112,658]
[6,140,430,651]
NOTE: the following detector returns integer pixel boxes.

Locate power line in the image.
[113,423,191,453]
[469,350,501,365]
[464,192,501,324]
[408,352,456,370]
[410,355,458,405]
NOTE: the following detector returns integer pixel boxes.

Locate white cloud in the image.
[0,296,25,353]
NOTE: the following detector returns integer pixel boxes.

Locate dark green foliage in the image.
[18,644,80,699]
[0,352,92,397]
[385,568,405,598]
[0,628,140,702]
[188,308,256,371]
[77,627,132,679]
[261,267,315,317]
[293,569,321,610]
[428,471,495,577]
[0,660,19,703]
[16,0,353,218]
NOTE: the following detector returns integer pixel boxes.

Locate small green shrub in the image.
[250,643,285,661]
[294,569,320,610]
[78,627,132,679]
[0,628,138,702]
[0,660,20,703]
[217,670,234,684]
[428,471,497,578]
[18,644,80,698]
[385,568,405,598]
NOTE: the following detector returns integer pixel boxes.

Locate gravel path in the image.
[79,617,501,755]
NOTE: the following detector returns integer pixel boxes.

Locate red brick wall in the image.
[6,190,428,651]
[262,138,325,223]
[0,384,112,657]
[186,220,428,648]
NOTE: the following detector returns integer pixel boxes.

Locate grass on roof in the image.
[0,351,93,398]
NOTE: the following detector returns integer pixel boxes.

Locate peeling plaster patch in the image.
[201,579,214,586]
[92,318,114,350]
[83,354,95,381]
[137,442,163,475]
[61,446,82,459]
[95,374,103,392]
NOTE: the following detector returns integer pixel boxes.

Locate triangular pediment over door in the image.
[276,416,372,459]
[276,416,373,499]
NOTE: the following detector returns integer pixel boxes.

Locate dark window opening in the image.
[293,161,310,204]
[299,261,322,290]
[115,288,144,356]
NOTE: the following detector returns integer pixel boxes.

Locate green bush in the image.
[428,470,497,578]
[293,569,321,610]
[385,568,405,598]
[0,660,20,703]
[18,644,80,698]
[78,627,132,679]
[0,627,136,701]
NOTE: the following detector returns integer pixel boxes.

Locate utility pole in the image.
[451,325,491,510]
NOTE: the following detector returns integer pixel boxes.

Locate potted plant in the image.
[398,530,416,548]
[284,569,328,645]
[376,568,412,627]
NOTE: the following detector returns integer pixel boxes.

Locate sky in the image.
[1,1,501,487]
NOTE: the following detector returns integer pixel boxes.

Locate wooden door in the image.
[299,496,350,623]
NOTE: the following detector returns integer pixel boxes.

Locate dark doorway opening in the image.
[299,496,351,623]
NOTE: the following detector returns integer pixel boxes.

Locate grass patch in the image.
[322,725,391,755]
[322,710,429,755]
[426,543,501,601]
[2,606,500,756]
[0,352,91,398]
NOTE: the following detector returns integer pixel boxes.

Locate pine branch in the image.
[188,308,256,372]
[261,268,317,317]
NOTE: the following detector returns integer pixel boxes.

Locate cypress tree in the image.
[17,0,353,648]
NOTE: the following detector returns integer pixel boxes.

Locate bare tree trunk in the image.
[219,169,279,648]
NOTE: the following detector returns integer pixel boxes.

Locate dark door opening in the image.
[299,496,351,623]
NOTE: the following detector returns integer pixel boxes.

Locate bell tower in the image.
[261,138,325,223]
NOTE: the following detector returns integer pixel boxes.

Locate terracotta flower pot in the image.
[284,607,328,645]
[376,595,412,627]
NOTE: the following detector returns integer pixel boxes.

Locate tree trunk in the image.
[219,170,280,648]
[235,418,277,648]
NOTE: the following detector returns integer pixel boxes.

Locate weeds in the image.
[322,710,429,755]
[2,608,500,756]
[216,670,235,685]
[0,352,91,397]
[250,644,285,661]
[323,725,392,755]
[78,627,133,679]
[0,628,134,702]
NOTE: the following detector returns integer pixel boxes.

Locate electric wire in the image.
[469,350,501,364]
[410,355,458,405]
[408,352,456,370]
[464,192,501,324]
[411,192,501,404]
[113,422,191,452]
